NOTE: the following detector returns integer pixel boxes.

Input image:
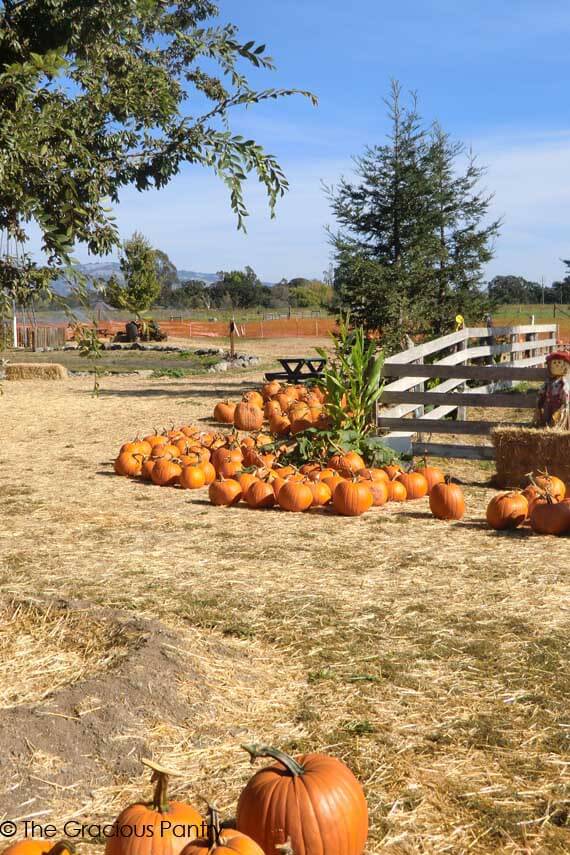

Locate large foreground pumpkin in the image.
[236,745,368,855]
[105,760,203,855]
[3,843,74,855]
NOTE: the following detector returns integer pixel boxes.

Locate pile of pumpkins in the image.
[4,747,369,855]
[212,380,331,436]
[114,422,464,519]
[486,472,570,536]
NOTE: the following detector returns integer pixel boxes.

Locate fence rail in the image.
[377,324,559,460]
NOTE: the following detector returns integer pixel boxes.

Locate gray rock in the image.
[208,361,229,373]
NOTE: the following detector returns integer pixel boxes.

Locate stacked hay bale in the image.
[491,426,570,489]
[5,363,68,380]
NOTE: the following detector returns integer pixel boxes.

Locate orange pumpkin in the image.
[105,760,203,855]
[269,414,291,436]
[486,491,528,530]
[357,467,389,483]
[238,472,260,494]
[121,439,152,457]
[382,464,401,480]
[397,471,428,500]
[333,480,373,516]
[387,479,407,502]
[329,451,365,473]
[429,479,465,520]
[181,808,263,855]
[307,480,332,507]
[530,495,570,535]
[234,403,264,432]
[262,380,282,399]
[209,478,242,506]
[141,458,157,481]
[415,461,445,493]
[213,401,236,424]
[179,465,207,490]
[242,390,264,409]
[151,459,182,487]
[277,481,313,512]
[245,480,276,509]
[236,745,368,855]
[201,461,216,485]
[366,478,389,507]
[114,451,143,477]
[264,400,282,420]
[534,471,566,501]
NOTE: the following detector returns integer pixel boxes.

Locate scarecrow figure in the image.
[536,351,570,429]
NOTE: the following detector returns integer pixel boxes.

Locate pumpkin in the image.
[307,480,332,507]
[238,472,260,494]
[179,465,207,490]
[121,439,152,456]
[290,418,314,435]
[386,479,407,502]
[242,390,264,409]
[357,467,389,483]
[3,844,74,855]
[151,459,182,487]
[262,380,282,399]
[329,451,365,473]
[288,401,310,420]
[309,467,335,482]
[382,464,401,480]
[246,480,276,509]
[143,433,168,448]
[486,491,528,530]
[236,744,368,855]
[415,460,445,493]
[151,443,179,460]
[105,759,203,855]
[314,413,333,430]
[397,471,428,500]
[182,807,263,855]
[234,403,264,432]
[114,451,143,477]
[366,478,389,507]
[275,392,295,411]
[213,401,236,424]
[141,458,157,481]
[277,481,313,512]
[215,453,243,479]
[534,471,566,501]
[269,414,291,436]
[264,400,282,420]
[429,479,465,520]
[530,494,570,535]
[209,478,242,506]
[333,480,373,516]
[212,445,243,471]
[201,461,216,485]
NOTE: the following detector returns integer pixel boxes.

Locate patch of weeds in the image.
[341,719,376,735]
[308,666,336,683]
[346,673,381,683]
[152,368,189,379]
[222,623,254,639]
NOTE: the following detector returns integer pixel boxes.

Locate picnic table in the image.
[265,356,326,383]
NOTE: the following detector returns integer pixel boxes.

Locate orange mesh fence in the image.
[63,317,338,340]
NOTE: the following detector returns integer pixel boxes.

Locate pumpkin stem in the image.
[47,843,75,855]
[142,758,175,813]
[241,744,305,776]
[276,839,295,855]
[206,805,222,847]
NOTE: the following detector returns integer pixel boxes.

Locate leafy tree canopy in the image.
[105,232,160,315]
[0,0,316,271]
[210,266,271,309]
[487,275,543,305]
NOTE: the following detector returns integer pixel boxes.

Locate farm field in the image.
[0,359,568,854]
[493,304,570,341]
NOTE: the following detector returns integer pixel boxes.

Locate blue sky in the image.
[44,0,570,283]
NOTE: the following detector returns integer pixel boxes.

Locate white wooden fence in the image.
[377,324,558,459]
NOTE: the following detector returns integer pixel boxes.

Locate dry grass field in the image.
[0,356,569,854]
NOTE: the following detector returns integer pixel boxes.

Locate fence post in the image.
[457,337,468,421]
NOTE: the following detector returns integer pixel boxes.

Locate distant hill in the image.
[52,262,273,293]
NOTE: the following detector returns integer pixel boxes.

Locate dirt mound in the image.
[0,598,200,817]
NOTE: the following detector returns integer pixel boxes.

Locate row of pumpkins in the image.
[4,748,368,855]
[486,472,570,535]
[114,425,464,519]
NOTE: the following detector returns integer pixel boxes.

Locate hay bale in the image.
[5,362,68,381]
[491,426,570,489]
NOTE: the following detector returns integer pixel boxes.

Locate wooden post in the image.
[457,337,467,421]
[229,319,236,359]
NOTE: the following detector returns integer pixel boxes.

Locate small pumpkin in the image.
[121,439,152,457]
[234,403,264,432]
[181,807,263,855]
[277,481,313,512]
[105,759,203,855]
[386,478,407,502]
[262,380,282,399]
[534,470,566,501]
[151,458,182,487]
[366,478,389,507]
[307,480,332,507]
[429,479,465,520]
[397,471,429,500]
[245,480,276,509]
[179,465,207,490]
[209,478,242,506]
[382,463,401,480]
[236,744,368,855]
[333,479,373,516]
[141,458,157,481]
[213,401,236,424]
[269,414,292,436]
[357,467,389,483]
[114,451,143,477]
[530,493,570,535]
[242,390,264,409]
[415,460,445,493]
[329,451,365,473]
[486,491,528,530]
[201,461,216,485]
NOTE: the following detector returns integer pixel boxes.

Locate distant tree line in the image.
[488,269,570,305]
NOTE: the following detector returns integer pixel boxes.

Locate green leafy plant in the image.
[316,315,385,437]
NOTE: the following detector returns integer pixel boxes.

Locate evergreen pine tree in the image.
[329,82,501,351]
